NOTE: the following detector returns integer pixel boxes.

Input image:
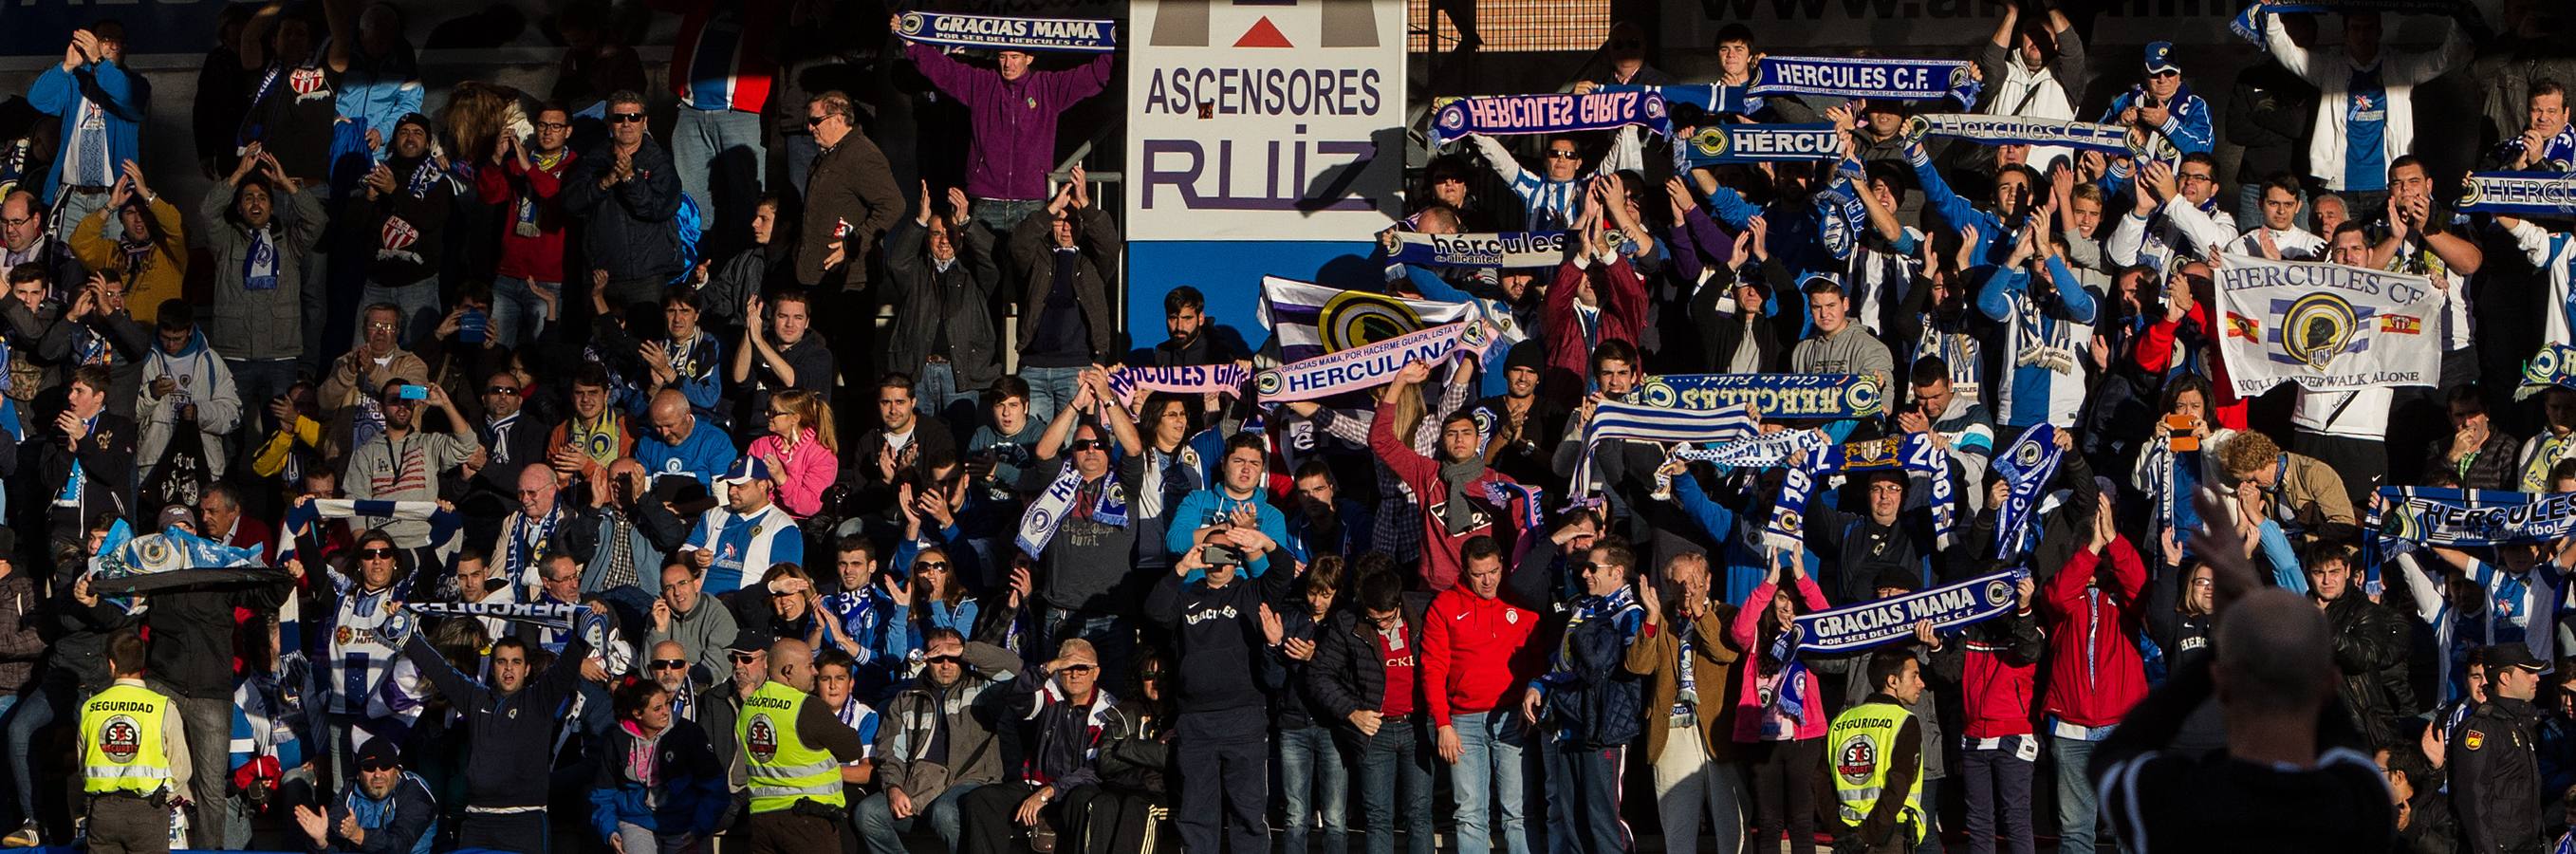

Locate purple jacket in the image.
[906,43,1113,201]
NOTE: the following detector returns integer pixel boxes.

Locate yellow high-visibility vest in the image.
[1828,700,1924,845]
[80,682,175,797]
[739,680,844,813]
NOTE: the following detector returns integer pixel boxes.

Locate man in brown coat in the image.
[1623,551,1745,854]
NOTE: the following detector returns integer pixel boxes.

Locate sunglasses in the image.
[1068,438,1109,452]
[1139,670,1165,679]
[485,385,521,395]
[1058,663,1098,673]
[1546,150,1582,160]
[535,121,570,131]
[650,659,689,670]
[359,762,399,772]
[924,655,963,665]
[609,111,646,124]
[806,115,832,127]
[730,651,761,663]
[916,561,951,573]
[359,548,398,560]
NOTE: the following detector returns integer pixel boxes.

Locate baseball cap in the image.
[719,455,772,487]
[2142,42,2179,75]
[158,505,197,533]
[355,738,401,771]
[2488,643,2548,674]
[1870,565,1923,595]
[726,625,774,654]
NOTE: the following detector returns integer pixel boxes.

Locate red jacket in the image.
[2040,537,2149,729]
[1371,400,1529,591]
[1421,585,1539,728]
[473,150,575,284]
[1542,252,1645,407]
[1959,610,2044,739]
[2130,279,2246,430]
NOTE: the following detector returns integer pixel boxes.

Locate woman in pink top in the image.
[1728,557,1831,854]
[751,388,838,517]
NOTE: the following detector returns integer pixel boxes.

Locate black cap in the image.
[1870,566,1922,595]
[2488,643,2548,674]
[726,625,773,654]
[355,738,401,771]
[1504,340,1545,375]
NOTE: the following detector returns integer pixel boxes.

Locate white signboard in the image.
[1126,0,1406,240]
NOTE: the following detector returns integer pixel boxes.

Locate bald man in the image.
[491,462,592,593]
[0,190,86,305]
[637,386,735,490]
[739,638,873,854]
[2093,499,2399,850]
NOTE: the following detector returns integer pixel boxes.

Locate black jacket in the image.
[882,217,1004,390]
[1009,209,1119,362]
[400,629,592,809]
[2225,59,2317,184]
[1145,567,1291,726]
[2452,696,2545,854]
[37,409,137,533]
[90,569,292,700]
[560,137,683,289]
[2321,592,2412,749]
[1306,607,1424,735]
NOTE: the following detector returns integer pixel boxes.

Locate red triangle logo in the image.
[1233,16,1293,47]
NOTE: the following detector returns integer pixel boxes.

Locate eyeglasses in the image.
[609,111,646,124]
[917,561,951,572]
[767,410,792,418]
[359,548,398,560]
[1546,150,1582,160]
[367,322,398,331]
[650,659,689,670]
[485,385,521,395]
[0,215,36,229]
[2179,173,2216,185]
[923,655,963,665]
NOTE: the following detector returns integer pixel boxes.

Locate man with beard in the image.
[2306,543,2412,748]
[1474,342,1566,492]
[349,113,454,346]
[1379,360,1535,592]
[341,378,476,548]
[856,628,1027,854]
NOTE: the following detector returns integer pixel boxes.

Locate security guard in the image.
[2454,643,2548,854]
[739,638,871,854]
[80,630,191,854]
[1827,647,1927,854]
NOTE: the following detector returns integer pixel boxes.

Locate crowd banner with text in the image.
[1428,90,1674,149]
[1108,364,1253,411]
[2518,344,2576,400]
[895,11,1120,51]
[1388,232,1570,269]
[1794,570,2026,654]
[2211,253,2443,398]
[2458,173,2576,215]
[1902,114,2136,155]
[1254,321,1496,402]
[1677,124,1845,166]
[1747,56,1979,108]
[1634,373,1886,418]
[2368,486,2576,569]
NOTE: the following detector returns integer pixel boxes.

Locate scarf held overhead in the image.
[2519,344,2576,400]
[894,10,1118,52]
[1634,373,1887,418]
[1108,364,1251,412]
[1749,56,1979,109]
[1677,124,1844,166]
[1794,569,2026,654]
[1572,401,1761,499]
[1901,114,2137,155]
[1992,424,2063,564]
[1430,90,1673,149]
[1389,231,1570,269]
[2459,173,2576,215]
[1255,320,1495,403]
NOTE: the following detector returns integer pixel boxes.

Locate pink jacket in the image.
[1730,575,1832,742]
[750,428,833,518]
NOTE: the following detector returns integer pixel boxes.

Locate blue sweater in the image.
[1164,488,1290,579]
[635,418,737,491]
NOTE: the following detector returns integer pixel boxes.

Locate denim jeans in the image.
[1963,737,2035,854]
[672,108,767,234]
[1648,726,1745,854]
[1448,710,1530,854]
[1544,740,1628,854]
[1356,717,1431,854]
[971,197,1047,245]
[1021,365,1086,429]
[857,783,980,854]
[616,821,693,854]
[151,687,236,848]
[5,678,73,824]
[1042,607,1136,695]
[916,362,982,427]
[1280,726,1350,854]
[357,276,444,349]
[490,276,561,350]
[2051,734,2101,854]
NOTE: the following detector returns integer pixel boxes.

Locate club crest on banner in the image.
[2278,292,2364,370]
[1322,290,1436,351]
[1689,126,1732,158]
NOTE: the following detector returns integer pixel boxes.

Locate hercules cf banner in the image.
[1633,373,1887,419]
[2458,173,2576,215]
[2519,344,2576,400]
[2211,253,2444,397]
[1254,321,1496,402]
[2369,487,2576,549]
[1388,231,1570,269]
[1256,275,1476,364]
[1108,364,1252,411]
[1429,90,1674,149]
[1902,114,2136,155]
[894,11,1119,51]
[1748,57,1979,109]
[1794,569,2026,653]
[1677,124,1844,166]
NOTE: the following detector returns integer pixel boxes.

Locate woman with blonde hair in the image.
[751,388,838,518]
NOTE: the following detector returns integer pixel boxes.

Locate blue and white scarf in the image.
[1107,363,1251,412]
[2232,0,2469,47]
[2460,172,2576,215]
[1015,461,1131,556]
[1430,90,1673,149]
[1632,373,1888,418]
[894,10,1117,52]
[1571,401,1761,499]
[1793,569,2026,653]
[404,601,586,631]
[1761,433,1958,548]
[1901,113,2135,155]
[1676,124,1844,166]
[1389,231,1569,269]
[1749,56,1979,110]
[1992,425,2065,564]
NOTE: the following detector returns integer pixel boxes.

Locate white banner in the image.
[2212,252,2444,397]
[1126,0,1406,240]
[1658,0,2460,49]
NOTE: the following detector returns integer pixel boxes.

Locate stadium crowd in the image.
[1,0,2574,852]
